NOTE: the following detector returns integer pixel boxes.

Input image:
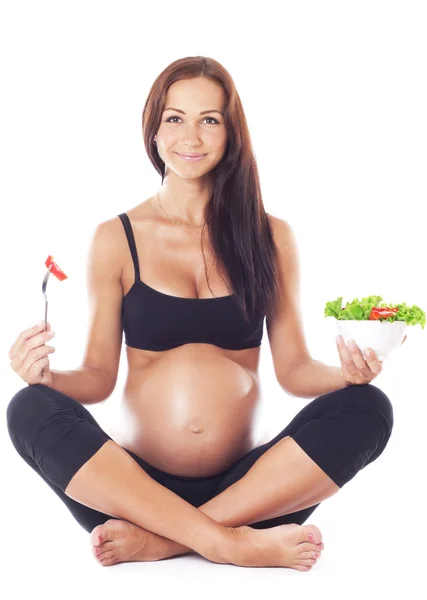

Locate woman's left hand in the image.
[336,334,407,386]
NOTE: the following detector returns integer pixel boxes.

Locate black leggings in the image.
[6,382,393,534]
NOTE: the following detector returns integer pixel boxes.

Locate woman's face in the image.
[154,77,228,180]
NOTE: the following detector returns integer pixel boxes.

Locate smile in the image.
[176,153,207,162]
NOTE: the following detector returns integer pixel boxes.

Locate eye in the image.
[165,116,220,124]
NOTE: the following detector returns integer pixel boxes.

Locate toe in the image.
[298,558,318,567]
[293,564,312,572]
[98,551,118,567]
[298,542,320,554]
[92,541,115,558]
[299,550,320,561]
[90,519,123,548]
[305,524,322,544]
[90,524,106,547]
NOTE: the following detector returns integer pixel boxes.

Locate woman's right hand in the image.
[9,321,56,386]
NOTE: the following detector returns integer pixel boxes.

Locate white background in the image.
[1,1,426,597]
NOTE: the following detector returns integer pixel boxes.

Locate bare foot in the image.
[90,519,325,567]
[90,519,188,566]
[226,523,323,570]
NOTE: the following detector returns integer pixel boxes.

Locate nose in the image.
[181,123,203,145]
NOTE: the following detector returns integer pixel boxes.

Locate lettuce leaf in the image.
[324,296,426,329]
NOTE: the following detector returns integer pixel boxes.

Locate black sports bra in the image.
[118,213,266,351]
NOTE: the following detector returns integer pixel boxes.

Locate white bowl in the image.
[335,320,406,361]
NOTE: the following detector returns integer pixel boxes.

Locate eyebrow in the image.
[163,107,223,116]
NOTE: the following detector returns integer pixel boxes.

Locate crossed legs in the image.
[6,382,393,565]
[87,434,339,562]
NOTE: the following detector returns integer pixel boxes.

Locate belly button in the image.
[191,425,203,433]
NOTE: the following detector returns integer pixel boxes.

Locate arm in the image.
[47,366,114,405]
[280,357,347,400]
[265,216,347,400]
[42,218,124,405]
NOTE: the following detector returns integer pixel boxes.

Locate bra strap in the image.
[118,213,140,283]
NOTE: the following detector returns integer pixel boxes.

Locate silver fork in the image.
[42,264,54,332]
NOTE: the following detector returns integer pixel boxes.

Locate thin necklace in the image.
[157,192,206,228]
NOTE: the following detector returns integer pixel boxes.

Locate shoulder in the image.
[124,197,157,223]
[90,198,155,266]
[91,216,126,253]
[266,213,295,251]
[266,212,292,231]
[88,214,135,285]
[93,198,154,242]
[87,217,126,273]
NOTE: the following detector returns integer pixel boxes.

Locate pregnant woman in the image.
[6,56,394,571]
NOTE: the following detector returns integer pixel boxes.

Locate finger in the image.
[20,343,47,373]
[15,328,55,364]
[27,356,49,380]
[348,340,369,373]
[362,347,383,374]
[9,322,51,359]
[23,321,51,340]
[350,341,383,375]
[10,343,54,375]
[336,336,360,378]
[22,345,52,377]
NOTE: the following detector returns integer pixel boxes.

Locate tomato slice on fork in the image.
[45,255,68,281]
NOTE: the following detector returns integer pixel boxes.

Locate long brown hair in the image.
[142,56,281,323]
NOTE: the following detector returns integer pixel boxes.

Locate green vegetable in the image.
[324,295,426,330]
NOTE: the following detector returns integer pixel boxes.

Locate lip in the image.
[176,152,207,162]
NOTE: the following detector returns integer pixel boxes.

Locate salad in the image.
[324,295,425,330]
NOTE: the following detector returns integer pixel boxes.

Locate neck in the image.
[158,173,214,223]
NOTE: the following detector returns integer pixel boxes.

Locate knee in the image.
[345,383,394,436]
[6,384,54,449]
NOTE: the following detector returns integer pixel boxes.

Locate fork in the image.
[42,264,54,332]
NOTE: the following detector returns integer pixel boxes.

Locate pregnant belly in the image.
[115,346,261,477]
